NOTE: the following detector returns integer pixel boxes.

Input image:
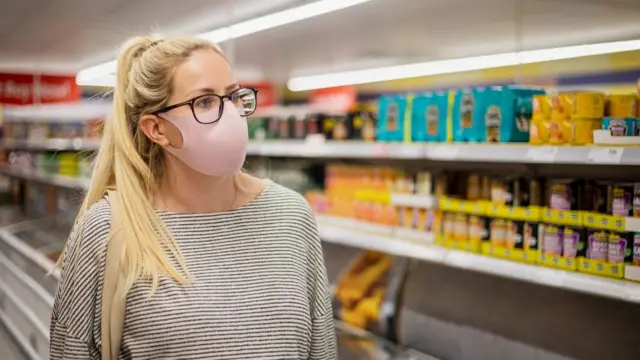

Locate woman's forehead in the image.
[172,49,233,97]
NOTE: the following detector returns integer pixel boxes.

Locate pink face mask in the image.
[160,103,248,176]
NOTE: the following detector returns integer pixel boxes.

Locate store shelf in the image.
[3,138,640,165]
[0,167,89,190]
[244,141,640,165]
[315,214,640,304]
[3,101,111,123]
[390,193,435,209]
[1,139,101,151]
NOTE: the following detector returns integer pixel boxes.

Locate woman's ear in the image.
[139,114,171,147]
[139,114,184,149]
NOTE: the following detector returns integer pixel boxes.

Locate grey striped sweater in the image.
[50,183,337,359]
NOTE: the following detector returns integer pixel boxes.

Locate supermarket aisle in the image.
[0,324,29,360]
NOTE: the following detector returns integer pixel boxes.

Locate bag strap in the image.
[101,190,126,360]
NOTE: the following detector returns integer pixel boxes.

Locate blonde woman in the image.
[50,36,337,359]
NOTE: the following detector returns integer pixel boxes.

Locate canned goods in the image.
[607,94,638,118]
[602,117,638,136]
[571,92,605,119]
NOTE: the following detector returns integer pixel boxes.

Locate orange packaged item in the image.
[402,207,416,228]
[442,212,455,241]
[453,213,468,241]
[490,218,508,248]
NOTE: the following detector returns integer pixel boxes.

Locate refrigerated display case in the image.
[0,213,65,360]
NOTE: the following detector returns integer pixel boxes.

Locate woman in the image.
[50,36,337,359]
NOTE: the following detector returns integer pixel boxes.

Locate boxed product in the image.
[453,86,544,143]
[411,92,448,142]
[602,117,639,137]
[606,94,638,118]
[377,95,409,142]
[571,92,605,119]
[530,94,551,144]
[452,88,485,142]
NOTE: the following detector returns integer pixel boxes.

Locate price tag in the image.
[525,146,558,162]
[587,147,624,164]
[372,143,389,158]
[429,145,459,160]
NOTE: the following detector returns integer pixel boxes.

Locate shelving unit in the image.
[3,139,640,165]
[2,160,638,306]
[1,102,640,360]
[317,214,640,304]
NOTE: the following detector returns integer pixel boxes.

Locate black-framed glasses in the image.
[152,87,258,124]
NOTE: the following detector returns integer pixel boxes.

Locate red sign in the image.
[0,73,79,105]
[244,82,277,107]
[310,86,357,112]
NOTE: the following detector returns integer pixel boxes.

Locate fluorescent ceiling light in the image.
[287,39,640,91]
[76,0,374,86]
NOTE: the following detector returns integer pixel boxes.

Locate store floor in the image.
[0,324,28,360]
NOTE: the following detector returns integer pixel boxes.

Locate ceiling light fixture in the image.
[287,39,640,91]
[76,0,375,87]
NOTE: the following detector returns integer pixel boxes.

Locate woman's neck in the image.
[157,159,238,214]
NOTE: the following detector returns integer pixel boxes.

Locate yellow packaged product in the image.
[607,94,638,118]
[529,117,550,144]
[532,94,551,120]
[489,218,508,248]
[548,118,571,145]
[402,207,416,228]
[550,94,573,120]
[453,213,468,241]
[442,212,455,241]
[571,118,602,145]
[571,92,605,119]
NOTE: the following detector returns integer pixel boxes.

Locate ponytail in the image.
[57,36,206,294]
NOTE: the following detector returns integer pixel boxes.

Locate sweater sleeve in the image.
[299,202,338,359]
[49,201,111,360]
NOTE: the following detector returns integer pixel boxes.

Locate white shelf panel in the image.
[315,214,640,304]
[390,193,435,209]
[0,167,89,190]
[2,139,640,165]
[625,217,640,232]
[2,139,101,151]
[247,141,640,165]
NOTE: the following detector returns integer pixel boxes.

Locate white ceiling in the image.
[0,0,639,82]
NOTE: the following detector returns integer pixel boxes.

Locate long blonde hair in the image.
[58,36,224,293]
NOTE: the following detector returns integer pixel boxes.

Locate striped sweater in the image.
[50,182,337,359]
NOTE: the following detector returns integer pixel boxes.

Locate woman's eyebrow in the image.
[225,83,240,93]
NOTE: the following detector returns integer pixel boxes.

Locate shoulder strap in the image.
[101,190,126,360]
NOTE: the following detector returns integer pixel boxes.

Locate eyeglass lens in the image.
[192,88,257,123]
